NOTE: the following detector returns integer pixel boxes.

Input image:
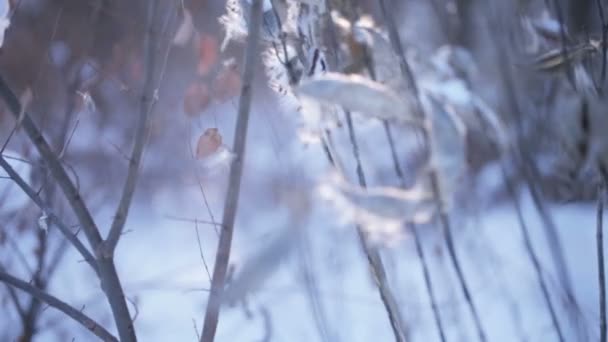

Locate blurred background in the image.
[0,0,607,341]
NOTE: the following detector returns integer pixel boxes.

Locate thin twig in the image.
[194,221,213,282]
[549,0,575,86]
[0,269,118,342]
[0,58,136,342]
[200,1,264,340]
[0,155,98,273]
[344,111,408,342]
[4,282,26,319]
[0,76,103,259]
[595,0,608,84]
[358,20,446,339]
[410,224,447,342]
[503,167,565,342]
[377,0,487,340]
[599,169,607,342]
[485,5,586,336]
[105,0,160,253]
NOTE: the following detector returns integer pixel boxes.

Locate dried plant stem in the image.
[549,0,574,86]
[105,0,159,253]
[377,0,487,340]
[522,157,584,331]
[384,108,446,342]
[485,6,584,335]
[599,176,607,342]
[0,269,118,342]
[595,0,607,85]
[344,111,408,342]
[503,167,565,342]
[199,1,263,341]
[410,223,447,342]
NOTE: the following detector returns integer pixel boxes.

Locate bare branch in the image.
[0,76,104,252]
[343,110,408,342]
[0,155,97,273]
[200,1,264,340]
[0,269,118,342]
[0,57,136,342]
[105,0,160,254]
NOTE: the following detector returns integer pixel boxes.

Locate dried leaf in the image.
[173,9,195,46]
[297,72,418,124]
[199,145,236,172]
[196,34,219,76]
[196,128,222,159]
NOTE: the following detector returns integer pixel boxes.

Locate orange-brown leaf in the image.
[196,128,222,159]
[196,34,219,76]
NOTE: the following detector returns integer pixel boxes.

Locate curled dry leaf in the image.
[196,34,219,76]
[173,8,195,46]
[318,172,434,228]
[196,128,222,159]
[183,81,210,116]
[297,72,418,125]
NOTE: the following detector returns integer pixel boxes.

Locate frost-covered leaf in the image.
[173,8,195,46]
[38,212,49,233]
[297,72,418,124]
[219,0,248,51]
[191,129,236,173]
[196,128,222,159]
[199,145,236,173]
[317,173,434,240]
